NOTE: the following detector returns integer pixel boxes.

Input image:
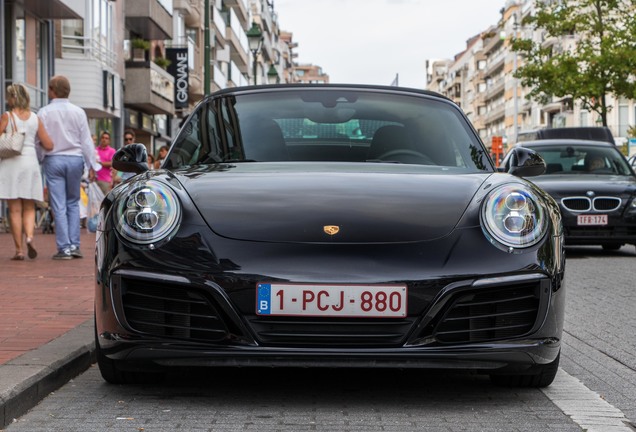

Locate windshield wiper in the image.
[365,159,403,164]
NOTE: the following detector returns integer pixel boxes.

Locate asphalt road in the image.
[4,245,636,432]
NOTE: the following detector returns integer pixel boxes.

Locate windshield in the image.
[165,88,491,172]
[527,144,633,176]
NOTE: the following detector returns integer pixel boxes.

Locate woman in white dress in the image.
[0,83,53,260]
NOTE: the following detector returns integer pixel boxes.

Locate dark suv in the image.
[503,138,636,251]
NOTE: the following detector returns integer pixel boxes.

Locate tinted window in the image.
[167,88,491,171]
[527,145,632,176]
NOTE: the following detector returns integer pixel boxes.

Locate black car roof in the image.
[517,126,615,144]
[519,139,616,148]
[205,83,452,102]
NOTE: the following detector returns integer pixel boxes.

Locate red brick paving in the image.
[0,228,95,365]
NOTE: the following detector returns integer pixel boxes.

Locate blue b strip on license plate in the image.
[257,283,272,315]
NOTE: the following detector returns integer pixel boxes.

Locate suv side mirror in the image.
[112,143,149,174]
[502,147,546,177]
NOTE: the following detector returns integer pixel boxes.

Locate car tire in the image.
[95,321,165,385]
[489,352,560,388]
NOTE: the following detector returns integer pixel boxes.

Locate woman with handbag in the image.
[0,83,53,260]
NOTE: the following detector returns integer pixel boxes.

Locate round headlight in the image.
[115,180,181,245]
[481,184,547,250]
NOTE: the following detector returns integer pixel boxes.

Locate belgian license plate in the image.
[256,283,407,318]
[577,214,608,226]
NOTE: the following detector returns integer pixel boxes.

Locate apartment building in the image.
[293,64,329,84]
[427,0,636,156]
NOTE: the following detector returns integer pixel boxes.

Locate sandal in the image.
[26,238,37,259]
[11,253,25,261]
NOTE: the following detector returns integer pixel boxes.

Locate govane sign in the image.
[166,48,189,109]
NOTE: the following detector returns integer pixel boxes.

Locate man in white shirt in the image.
[38,75,97,260]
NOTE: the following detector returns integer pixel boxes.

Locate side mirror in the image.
[504,147,546,177]
[112,143,149,174]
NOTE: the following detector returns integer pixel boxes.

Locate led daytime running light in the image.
[115,180,181,245]
[481,184,547,249]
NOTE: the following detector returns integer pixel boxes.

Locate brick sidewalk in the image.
[0,229,95,365]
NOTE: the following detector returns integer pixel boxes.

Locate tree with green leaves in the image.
[512,0,636,126]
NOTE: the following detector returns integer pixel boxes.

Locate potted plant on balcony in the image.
[131,38,150,61]
[153,56,172,70]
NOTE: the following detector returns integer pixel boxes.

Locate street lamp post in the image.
[267,64,280,84]
[246,22,263,86]
[512,12,519,144]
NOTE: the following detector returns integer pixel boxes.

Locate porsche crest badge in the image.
[323,225,340,236]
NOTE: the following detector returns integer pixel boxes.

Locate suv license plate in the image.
[577,214,608,226]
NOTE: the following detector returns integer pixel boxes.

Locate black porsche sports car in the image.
[503,139,636,251]
[95,84,565,388]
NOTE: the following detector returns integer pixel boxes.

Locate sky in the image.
[275,0,507,89]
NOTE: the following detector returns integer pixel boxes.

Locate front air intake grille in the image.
[247,316,417,347]
[121,281,230,342]
[433,284,540,344]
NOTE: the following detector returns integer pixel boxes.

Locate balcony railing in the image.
[61,35,117,69]
[125,61,175,115]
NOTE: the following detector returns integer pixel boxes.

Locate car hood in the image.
[173,165,490,243]
[530,175,636,197]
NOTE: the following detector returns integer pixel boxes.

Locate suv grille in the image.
[593,197,621,211]
[562,196,621,212]
[562,197,590,211]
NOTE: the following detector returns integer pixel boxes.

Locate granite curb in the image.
[0,319,95,429]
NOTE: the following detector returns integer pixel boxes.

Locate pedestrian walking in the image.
[112,129,137,187]
[95,130,116,194]
[154,145,168,169]
[37,75,97,260]
[0,83,54,260]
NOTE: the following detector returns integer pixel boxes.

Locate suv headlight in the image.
[114,180,181,246]
[481,184,547,251]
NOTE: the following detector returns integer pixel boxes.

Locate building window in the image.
[61,0,114,66]
[62,20,85,54]
[93,0,114,54]
[14,18,26,83]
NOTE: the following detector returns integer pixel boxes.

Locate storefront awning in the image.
[24,0,82,19]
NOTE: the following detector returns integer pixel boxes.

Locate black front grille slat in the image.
[256,318,411,327]
[125,304,220,321]
[452,293,536,308]
[436,322,534,336]
[442,307,537,322]
[127,291,209,306]
[257,331,404,339]
[127,319,227,336]
[121,280,230,342]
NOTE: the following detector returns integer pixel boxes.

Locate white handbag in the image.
[0,111,26,159]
